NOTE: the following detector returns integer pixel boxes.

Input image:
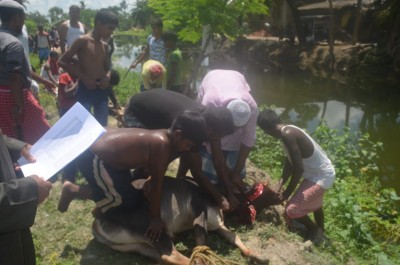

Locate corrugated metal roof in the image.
[298,0,372,11]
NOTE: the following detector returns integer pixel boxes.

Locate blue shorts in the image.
[77,81,109,126]
[76,150,146,212]
[200,146,246,185]
[38,47,49,61]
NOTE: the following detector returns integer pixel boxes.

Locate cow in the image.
[91,176,279,264]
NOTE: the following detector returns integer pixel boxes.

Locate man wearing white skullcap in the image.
[195,69,259,209]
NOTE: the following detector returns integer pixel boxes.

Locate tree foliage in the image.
[48,6,66,23]
[131,0,154,28]
[148,0,269,43]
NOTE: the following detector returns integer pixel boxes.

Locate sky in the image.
[26,0,137,15]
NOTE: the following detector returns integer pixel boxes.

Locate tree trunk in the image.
[328,0,335,70]
[352,0,362,44]
[286,0,306,45]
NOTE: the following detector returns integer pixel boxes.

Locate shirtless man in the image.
[59,8,117,126]
[59,5,85,54]
[59,111,208,264]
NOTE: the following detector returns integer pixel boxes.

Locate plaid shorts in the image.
[200,146,246,185]
[285,179,326,219]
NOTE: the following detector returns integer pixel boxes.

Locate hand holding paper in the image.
[18,103,106,180]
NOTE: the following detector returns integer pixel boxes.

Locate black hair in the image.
[170,110,207,147]
[109,69,120,86]
[257,109,281,131]
[69,5,80,11]
[95,9,118,26]
[49,50,58,58]
[162,31,177,43]
[0,7,24,23]
[202,106,234,137]
[151,18,163,28]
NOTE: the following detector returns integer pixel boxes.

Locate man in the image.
[0,0,50,144]
[1,109,52,265]
[130,18,165,68]
[140,59,166,91]
[59,5,85,54]
[58,111,208,265]
[197,69,259,201]
[123,89,237,210]
[257,109,335,243]
[34,24,51,64]
[59,9,117,126]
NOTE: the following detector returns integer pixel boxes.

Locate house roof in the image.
[298,0,373,11]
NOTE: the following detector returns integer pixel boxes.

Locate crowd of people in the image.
[0,1,336,264]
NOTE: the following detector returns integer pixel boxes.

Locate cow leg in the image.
[193,211,207,246]
[191,200,208,246]
[216,225,269,264]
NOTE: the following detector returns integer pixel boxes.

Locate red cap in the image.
[149,64,163,77]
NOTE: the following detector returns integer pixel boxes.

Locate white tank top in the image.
[66,21,84,47]
[282,125,335,189]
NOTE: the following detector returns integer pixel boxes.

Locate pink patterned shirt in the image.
[197,70,258,151]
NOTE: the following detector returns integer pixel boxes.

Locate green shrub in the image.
[250,121,400,264]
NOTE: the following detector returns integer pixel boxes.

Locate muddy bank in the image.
[222,37,400,87]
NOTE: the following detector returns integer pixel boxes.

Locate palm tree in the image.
[119,0,129,12]
[79,0,86,10]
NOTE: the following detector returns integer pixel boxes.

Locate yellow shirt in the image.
[141,60,166,90]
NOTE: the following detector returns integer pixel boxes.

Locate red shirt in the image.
[58,73,77,109]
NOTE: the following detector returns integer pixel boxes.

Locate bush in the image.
[250,122,400,264]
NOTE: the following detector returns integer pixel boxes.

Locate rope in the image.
[189,246,242,265]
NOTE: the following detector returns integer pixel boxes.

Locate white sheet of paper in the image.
[18,102,106,180]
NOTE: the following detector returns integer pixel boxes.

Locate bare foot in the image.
[57,181,79,212]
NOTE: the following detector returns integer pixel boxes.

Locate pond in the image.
[112,35,400,194]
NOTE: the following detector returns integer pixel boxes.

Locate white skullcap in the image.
[0,0,24,11]
[226,99,251,127]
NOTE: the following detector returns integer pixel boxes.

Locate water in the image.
[112,35,400,193]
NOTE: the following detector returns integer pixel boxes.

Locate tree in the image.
[79,0,86,10]
[148,0,268,94]
[286,0,306,45]
[119,0,129,12]
[148,0,268,43]
[27,11,49,28]
[48,6,65,23]
[352,0,362,44]
[131,0,154,28]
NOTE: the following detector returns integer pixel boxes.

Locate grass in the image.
[31,54,352,265]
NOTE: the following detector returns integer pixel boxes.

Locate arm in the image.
[108,88,120,109]
[145,140,168,242]
[0,177,38,233]
[230,143,252,190]
[43,64,57,85]
[46,34,51,49]
[9,72,24,118]
[280,134,304,201]
[167,61,178,88]
[209,138,240,209]
[31,70,57,91]
[34,34,38,53]
[59,39,96,89]
[182,152,229,210]
[277,157,292,192]
[59,23,67,54]
[130,44,149,68]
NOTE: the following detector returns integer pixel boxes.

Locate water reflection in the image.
[113,35,400,193]
[248,68,400,192]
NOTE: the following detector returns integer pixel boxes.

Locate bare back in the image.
[91,128,171,170]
